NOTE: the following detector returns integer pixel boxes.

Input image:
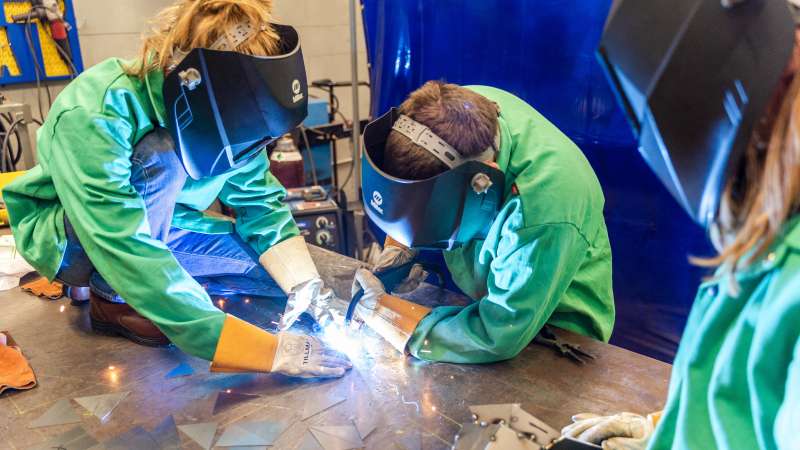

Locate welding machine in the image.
[286,186,344,254]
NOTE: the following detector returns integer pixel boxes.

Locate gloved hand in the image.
[561,412,657,450]
[280,278,348,330]
[271,332,352,378]
[367,238,426,294]
[350,268,431,352]
[350,268,387,312]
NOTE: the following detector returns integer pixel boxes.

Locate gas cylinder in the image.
[269,134,305,188]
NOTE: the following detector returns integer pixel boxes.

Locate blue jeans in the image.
[56,128,283,301]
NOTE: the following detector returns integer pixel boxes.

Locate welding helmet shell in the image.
[598,0,795,227]
[162,24,308,179]
[361,108,505,250]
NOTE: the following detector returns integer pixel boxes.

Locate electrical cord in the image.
[337,137,356,192]
[298,125,320,186]
[0,118,24,172]
[24,10,51,122]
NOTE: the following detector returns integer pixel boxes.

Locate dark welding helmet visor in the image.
[361,108,505,250]
[598,0,795,226]
[163,24,308,179]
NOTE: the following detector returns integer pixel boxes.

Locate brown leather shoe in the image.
[89,293,170,347]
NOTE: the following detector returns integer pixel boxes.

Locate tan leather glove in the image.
[0,332,37,395]
[350,268,431,353]
[361,236,427,294]
[210,316,351,378]
[279,277,349,330]
[561,412,661,450]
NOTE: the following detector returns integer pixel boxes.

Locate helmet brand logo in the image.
[292,79,304,103]
[370,190,384,214]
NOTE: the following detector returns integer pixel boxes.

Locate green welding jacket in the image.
[3,59,299,361]
[647,217,800,449]
[407,86,615,363]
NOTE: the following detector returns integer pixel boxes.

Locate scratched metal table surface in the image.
[0,246,671,449]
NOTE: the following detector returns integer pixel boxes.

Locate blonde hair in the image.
[126,0,280,78]
[693,51,800,293]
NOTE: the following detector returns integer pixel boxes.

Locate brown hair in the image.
[384,81,499,180]
[126,0,280,78]
[694,31,800,292]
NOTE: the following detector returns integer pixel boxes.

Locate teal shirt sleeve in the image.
[407,221,589,363]
[218,154,300,255]
[46,104,225,361]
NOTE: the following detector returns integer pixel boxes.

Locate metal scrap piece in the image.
[454,422,540,450]
[353,414,379,440]
[150,415,181,450]
[468,404,559,444]
[165,362,194,379]
[28,398,82,428]
[74,391,130,422]
[215,420,288,447]
[302,394,346,420]
[212,390,261,415]
[103,426,159,450]
[309,425,364,450]
[31,425,99,450]
[177,422,218,450]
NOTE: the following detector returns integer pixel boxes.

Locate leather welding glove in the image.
[259,236,345,330]
[271,332,352,378]
[350,268,431,353]
[0,332,37,395]
[561,412,660,450]
[363,235,427,294]
[211,317,352,378]
[279,277,349,330]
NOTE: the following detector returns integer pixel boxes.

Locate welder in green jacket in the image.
[560,1,800,449]
[3,1,350,378]
[347,82,615,363]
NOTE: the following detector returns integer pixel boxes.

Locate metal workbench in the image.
[0,247,670,449]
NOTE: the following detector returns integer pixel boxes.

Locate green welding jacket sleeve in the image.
[47,105,226,361]
[407,221,589,363]
[776,338,800,447]
[218,156,299,255]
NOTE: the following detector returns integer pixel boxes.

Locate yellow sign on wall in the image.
[1,1,70,78]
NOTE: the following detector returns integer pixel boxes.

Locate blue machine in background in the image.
[303,97,333,183]
[360,0,714,362]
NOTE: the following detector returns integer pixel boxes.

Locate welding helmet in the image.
[361,108,505,250]
[163,23,308,179]
[598,0,795,226]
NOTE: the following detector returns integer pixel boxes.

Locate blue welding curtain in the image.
[360,0,715,363]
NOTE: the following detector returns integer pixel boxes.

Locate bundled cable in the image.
[0,113,28,173]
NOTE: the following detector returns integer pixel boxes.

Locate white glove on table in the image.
[561,412,658,450]
[271,332,351,378]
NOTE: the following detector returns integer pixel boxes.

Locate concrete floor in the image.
[0,248,671,449]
